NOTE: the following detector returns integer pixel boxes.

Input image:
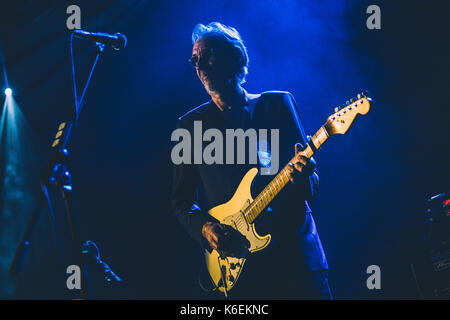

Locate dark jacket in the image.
[171,91,328,271]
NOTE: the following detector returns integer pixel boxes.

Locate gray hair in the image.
[192,22,249,85]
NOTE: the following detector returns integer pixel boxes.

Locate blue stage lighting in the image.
[4,88,12,96]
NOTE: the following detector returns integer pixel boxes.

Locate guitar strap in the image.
[243,90,263,120]
[307,136,318,153]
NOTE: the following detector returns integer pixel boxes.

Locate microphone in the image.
[72,29,127,50]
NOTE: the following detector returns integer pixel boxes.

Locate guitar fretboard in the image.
[243,126,329,224]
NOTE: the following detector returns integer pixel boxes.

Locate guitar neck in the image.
[243,125,330,224]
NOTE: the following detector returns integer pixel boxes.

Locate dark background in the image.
[0,0,448,299]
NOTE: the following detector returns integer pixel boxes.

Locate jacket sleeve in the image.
[280,92,319,201]
[170,118,218,249]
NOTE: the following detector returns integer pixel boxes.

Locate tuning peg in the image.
[334,105,345,112]
[361,90,369,97]
[349,98,355,103]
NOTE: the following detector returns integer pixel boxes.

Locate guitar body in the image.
[205,167,271,295]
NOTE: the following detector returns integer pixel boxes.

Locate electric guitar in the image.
[204,92,373,296]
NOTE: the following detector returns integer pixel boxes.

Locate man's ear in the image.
[230,45,245,71]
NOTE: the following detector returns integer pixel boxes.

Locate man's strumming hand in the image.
[202,221,250,258]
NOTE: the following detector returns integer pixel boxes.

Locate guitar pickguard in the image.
[221,206,271,253]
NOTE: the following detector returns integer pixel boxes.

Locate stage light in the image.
[4,88,12,96]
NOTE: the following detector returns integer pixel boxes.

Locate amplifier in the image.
[411,191,450,298]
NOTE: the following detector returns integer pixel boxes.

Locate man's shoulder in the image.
[256,90,298,111]
[257,90,296,107]
[260,90,292,99]
[260,90,290,96]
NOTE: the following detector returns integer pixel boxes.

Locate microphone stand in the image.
[9,39,106,300]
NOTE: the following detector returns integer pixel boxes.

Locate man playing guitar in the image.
[171,22,332,299]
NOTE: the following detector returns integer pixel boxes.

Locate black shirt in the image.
[171,91,328,272]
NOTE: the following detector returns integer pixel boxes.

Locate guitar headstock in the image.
[324,91,372,136]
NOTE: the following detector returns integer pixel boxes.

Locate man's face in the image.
[191,37,229,95]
